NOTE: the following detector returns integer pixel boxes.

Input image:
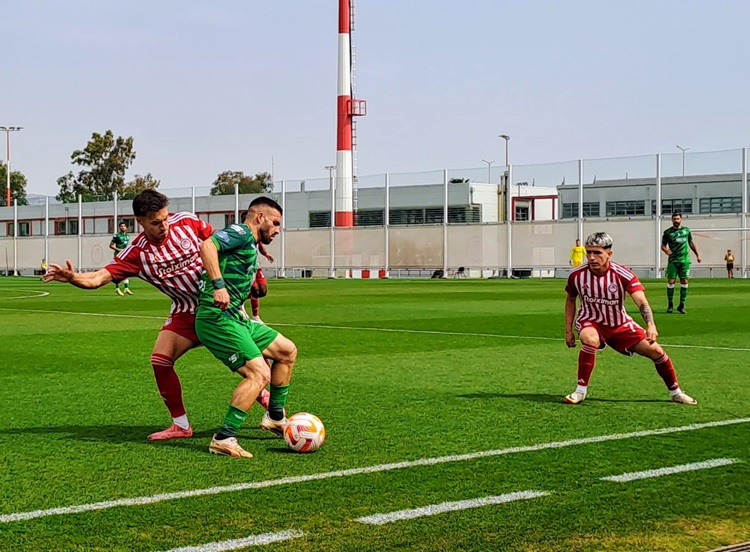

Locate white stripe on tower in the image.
[336,0,353,227]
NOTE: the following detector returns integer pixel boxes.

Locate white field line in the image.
[0,307,748,353]
[1,417,748,524]
[601,458,739,483]
[160,529,305,551]
[0,289,49,300]
[355,491,549,525]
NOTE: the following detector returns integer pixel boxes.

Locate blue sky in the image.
[3,0,750,196]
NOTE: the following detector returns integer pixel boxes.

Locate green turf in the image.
[0,277,748,551]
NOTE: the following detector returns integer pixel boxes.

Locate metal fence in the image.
[1,148,748,278]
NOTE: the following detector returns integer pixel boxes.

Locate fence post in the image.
[191,187,196,214]
[443,169,448,276]
[12,199,17,275]
[655,154,662,278]
[78,194,83,271]
[44,196,49,269]
[506,164,513,278]
[280,180,286,278]
[384,173,390,278]
[577,159,584,240]
[742,148,747,278]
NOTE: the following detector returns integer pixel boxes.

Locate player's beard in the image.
[259,226,275,245]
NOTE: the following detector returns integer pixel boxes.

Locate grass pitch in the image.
[0,277,748,551]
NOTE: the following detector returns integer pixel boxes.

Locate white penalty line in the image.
[356,491,549,525]
[601,458,740,483]
[0,307,748,353]
[2,417,748,524]
[0,290,50,300]
[160,529,305,551]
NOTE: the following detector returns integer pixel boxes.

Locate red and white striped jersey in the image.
[565,261,645,329]
[104,213,213,314]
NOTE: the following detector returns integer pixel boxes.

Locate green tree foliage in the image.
[56,130,136,203]
[120,173,161,200]
[0,161,29,206]
[210,171,273,196]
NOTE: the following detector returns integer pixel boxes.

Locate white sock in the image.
[575,385,588,395]
[669,387,682,397]
[173,415,190,429]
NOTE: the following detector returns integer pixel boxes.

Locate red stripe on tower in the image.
[336,0,354,227]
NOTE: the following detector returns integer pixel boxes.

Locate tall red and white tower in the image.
[336,0,366,227]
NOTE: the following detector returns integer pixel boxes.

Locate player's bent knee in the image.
[239,358,271,386]
[255,284,268,298]
[264,335,297,364]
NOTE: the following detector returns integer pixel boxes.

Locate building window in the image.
[606,200,646,217]
[515,205,530,221]
[109,217,136,234]
[389,208,425,225]
[699,197,741,214]
[448,206,480,223]
[562,202,600,218]
[6,221,31,237]
[225,213,236,227]
[309,211,331,228]
[54,219,79,235]
[652,198,693,215]
[356,209,384,226]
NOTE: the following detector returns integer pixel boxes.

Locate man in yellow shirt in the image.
[570,239,586,267]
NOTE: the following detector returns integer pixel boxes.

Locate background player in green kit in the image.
[196,196,298,458]
[109,222,133,296]
[661,213,701,314]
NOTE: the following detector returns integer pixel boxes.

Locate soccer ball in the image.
[283,412,326,453]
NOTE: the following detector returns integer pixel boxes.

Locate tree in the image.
[56,130,136,203]
[210,171,273,196]
[120,173,161,200]
[0,161,29,206]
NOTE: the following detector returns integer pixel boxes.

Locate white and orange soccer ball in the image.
[283,412,326,453]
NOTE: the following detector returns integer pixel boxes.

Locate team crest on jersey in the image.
[608,283,618,293]
[230,224,246,235]
[180,238,191,251]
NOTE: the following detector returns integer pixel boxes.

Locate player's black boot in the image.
[676,304,686,315]
[666,304,673,314]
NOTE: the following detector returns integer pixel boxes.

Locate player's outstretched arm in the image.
[258,243,274,263]
[631,290,658,343]
[200,239,230,310]
[43,260,113,289]
[564,294,577,348]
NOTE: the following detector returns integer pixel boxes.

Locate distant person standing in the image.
[110,222,133,295]
[661,213,701,314]
[570,239,586,267]
[39,258,47,281]
[724,249,735,278]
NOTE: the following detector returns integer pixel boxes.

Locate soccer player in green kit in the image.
[662,213,701,314]
[196,196,298,458]
[109,222,133,295]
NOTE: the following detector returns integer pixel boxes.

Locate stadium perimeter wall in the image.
[2,215,743,279]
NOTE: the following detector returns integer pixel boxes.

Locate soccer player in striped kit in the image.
[44,190,271,440]
[563,232,697,406]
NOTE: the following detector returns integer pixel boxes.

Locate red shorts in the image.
[254,268,267,286]
[577,321,646,356]
[161,312,199,343]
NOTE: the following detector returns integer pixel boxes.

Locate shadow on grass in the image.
[0,425,281,454]
[457,392,666,404]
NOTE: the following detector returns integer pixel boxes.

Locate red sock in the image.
[150,353,186,418]
[251,296,260,317]
[577,344,598,386]
[654,353,679,391]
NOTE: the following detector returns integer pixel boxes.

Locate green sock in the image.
[679,285,688,305]
[123,282,129,289]
[269,384,289,421]
[667,286,674,305]
[217,405,248,439]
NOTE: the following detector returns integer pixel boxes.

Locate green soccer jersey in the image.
[198,224,259,319]
[110,231,130,257]
[662,226,693,264]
